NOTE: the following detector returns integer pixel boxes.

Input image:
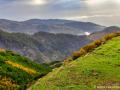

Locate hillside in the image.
[0,26,119,63]
[0,30,91,63]
[0,49,52,90]
[0,19,105,35]
[29,35,120,90]
[90,26,120,40]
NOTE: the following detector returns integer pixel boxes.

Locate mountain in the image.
[28,33,120,90]
[0,49,52,90]
[0,19,105,35]
[90,26,120,40]
[0,29,92,63]
[0,25,119,63]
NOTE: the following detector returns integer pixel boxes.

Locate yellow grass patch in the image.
[0,76,18,89]
[5,60,37,75]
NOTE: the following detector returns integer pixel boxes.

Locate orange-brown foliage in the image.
[66,32,120,61]
[83,43,97,52]
[72,48,86,60]
[0,48,6,52]
[94,39,102,46]
[0,76,18,89]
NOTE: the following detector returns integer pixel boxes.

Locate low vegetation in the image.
[72,32,120,60]
[0,50,52,90]
[29,34,120,90]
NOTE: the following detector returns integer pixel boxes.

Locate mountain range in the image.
[0,30,91,63]
[0,19,105,35]
[0,19,119,63]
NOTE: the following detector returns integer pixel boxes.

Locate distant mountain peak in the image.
[103,26,120,31]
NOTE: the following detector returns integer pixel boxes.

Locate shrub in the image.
[103,33,117,41]
[65,32,120,62]
[63,57,73,65]
[0,48,6,52]
[83,43,97,52]
[94,40,102,46]
[115,32,120,36]
[103,35,111,41]
[0,76,18,89]
[72,48,86,60]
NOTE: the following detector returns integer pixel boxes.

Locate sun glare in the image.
[32,0,46,5]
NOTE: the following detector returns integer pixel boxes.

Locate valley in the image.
[0,19,119,64]
[0,0,120,90]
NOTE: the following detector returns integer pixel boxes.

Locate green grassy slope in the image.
[0,50,52,90]
[29,36,120,90]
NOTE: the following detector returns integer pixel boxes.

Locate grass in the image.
[0,50,52,90]
[29,36,120,90]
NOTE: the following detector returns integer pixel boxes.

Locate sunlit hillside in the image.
[0,50,52,90]
[29,35,120,90]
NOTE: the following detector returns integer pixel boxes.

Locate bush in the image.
[103,33,117,41]
[72,48,86,60]
[66,32,120,61]
[0,76,18,89]
[103,35,111,41]
[94,40,102,46]
[83,43,97,52]
[115,32,120,36]
[63,57,73,65]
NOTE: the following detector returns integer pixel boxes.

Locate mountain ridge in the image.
[0,26,119,63]
[0,19,105,35]
[0,29,92,63]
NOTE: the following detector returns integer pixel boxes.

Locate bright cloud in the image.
[31,0,46,5]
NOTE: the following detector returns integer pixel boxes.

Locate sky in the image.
[0,0,120,26]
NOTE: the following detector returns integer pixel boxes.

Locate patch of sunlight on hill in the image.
[29,36,120,90]
[0,50,52,90]
[5,60,37,75]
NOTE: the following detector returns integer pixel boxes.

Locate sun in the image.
[32,0,46,5]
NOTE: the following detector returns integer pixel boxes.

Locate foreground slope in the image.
[0,49,51,90]
[29,36,120,90]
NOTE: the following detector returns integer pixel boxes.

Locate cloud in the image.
[0,0,119,26]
